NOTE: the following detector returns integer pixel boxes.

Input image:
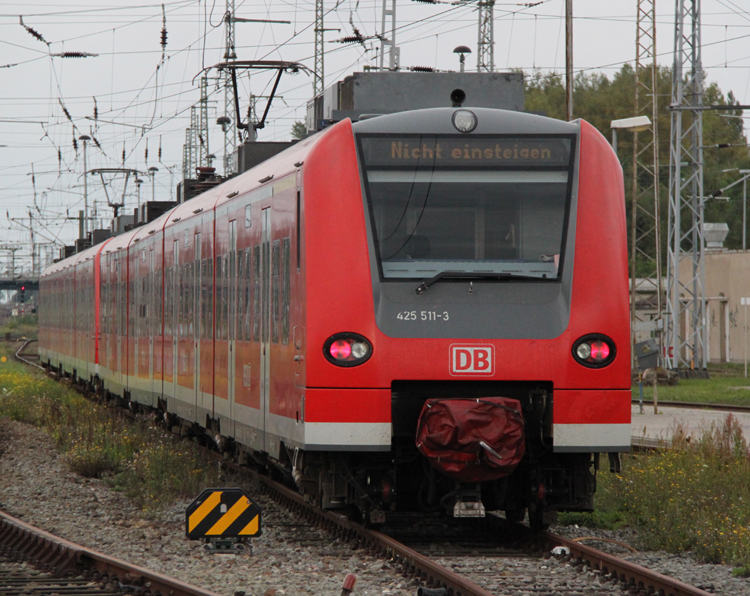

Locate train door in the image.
[134,253,141,389]
[172,239,179,404]
[116,256,123,390]
[149,249,155,399]
[228,220,237,436]
[260,208,271,447]
[194,233,202,411]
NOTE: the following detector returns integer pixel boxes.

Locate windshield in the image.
[358,135,574,281]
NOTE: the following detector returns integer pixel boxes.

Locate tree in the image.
[525,66,750,266]
[291,121,307,140]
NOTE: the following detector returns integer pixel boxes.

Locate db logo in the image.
[449,344,494,376]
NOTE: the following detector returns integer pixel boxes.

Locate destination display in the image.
[360,136,572,168]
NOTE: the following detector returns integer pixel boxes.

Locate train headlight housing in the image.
[324,333,373,367]
[572,334,616,368]
[452,109,478,133]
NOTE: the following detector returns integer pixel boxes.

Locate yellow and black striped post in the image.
[185,488,262,540]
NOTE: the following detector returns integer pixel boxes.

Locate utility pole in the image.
[379,0,399,71]
[79,135,91,239]
[631,0,662,363]
[665,0,706,371]
[28,210,35,278]
[477,1,494,72]
[565,0,573,121]
[198,76,209,168]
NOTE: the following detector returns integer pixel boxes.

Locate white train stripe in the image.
[553,423,630,451]
[304,422,391,451]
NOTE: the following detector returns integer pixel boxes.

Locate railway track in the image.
[0,509,222,596]
[10,343,718,596]
[252,465,713,596]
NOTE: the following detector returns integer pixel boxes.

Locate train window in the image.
[282,238,290,344]
[253,245,260,342]
[244,247,251,341]
[358,134,574,282]
[206,256,213,340]
[221,255,228,340]
[296,190,301,272]
[272,240,280,344]
[237,250,245,341]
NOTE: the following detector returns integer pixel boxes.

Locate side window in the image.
[207,256,213,340]
[237,250,245,341]
[272,239,280,344]
[244,247,251,341]
[253,245,260,342]
[282,237,290,344]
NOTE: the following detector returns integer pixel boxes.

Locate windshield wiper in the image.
[415,271,540,294]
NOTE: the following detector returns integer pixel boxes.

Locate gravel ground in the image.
[0,417,748,596]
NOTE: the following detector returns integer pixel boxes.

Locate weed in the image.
[0,346,223,513]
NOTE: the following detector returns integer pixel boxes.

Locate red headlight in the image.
[572,334,616,368]
[324,333,373,367]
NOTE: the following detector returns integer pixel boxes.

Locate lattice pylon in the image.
[631,0,662,362]
[665,0,707,370]
[223,0,237,176]
[477,1,494,72]
[314,0,324,94]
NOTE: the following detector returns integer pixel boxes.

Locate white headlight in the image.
[351,341,368,359]
[576,342,592,360]
[452,109,478,133]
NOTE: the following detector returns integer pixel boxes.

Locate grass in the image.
[561,414,750,572]
[633,362,750,406]
[0,314,39,340]
[0,342,225,514]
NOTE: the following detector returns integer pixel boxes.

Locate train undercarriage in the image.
[272,381,599,530]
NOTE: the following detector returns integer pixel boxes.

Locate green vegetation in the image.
[633,365,750,406]
[525,66,750,275]
[0,343,225,514]
[0,314,39,340]
[562,415,750,571]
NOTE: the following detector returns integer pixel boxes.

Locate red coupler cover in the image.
[415,397,526,483]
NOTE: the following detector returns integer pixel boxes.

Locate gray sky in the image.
[1,0,749,273]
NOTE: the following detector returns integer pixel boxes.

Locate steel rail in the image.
[0,510,222,596]
[13,339,44,371]
[542,532,713,596]
[253,475,497,596]
[255,473,715,596]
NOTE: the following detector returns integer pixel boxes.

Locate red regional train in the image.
[39,106,630,528]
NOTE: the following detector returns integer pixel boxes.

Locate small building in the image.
[677,223,750,364]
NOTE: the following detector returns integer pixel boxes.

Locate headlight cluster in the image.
[572,334,616,368]
[323,333,373,367]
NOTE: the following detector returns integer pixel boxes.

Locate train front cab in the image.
[296,108,630,524]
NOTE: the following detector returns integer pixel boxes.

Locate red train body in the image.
[40,108,630,526]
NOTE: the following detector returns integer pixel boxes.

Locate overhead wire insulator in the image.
[72,134,78,152]
[160,4,168,54]
[58,98,72,122]
[158,136,162,161]
[19,16,49,45]
[93,97,98,121]
[50,52,98,58]
[122,144,126,164]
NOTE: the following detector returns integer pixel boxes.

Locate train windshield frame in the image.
[357,133,577,283]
